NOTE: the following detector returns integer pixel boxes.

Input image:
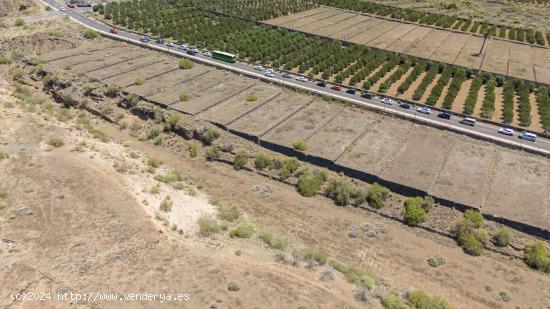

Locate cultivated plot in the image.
[148,70,224,105]
[485,150,550,230]
[125,66,211,97]
[87,55,161,81]
[199,84,282,126]
[71,50,148,75]
[102,60,177,88]
[262,100,342,147]
[230,94,312,137]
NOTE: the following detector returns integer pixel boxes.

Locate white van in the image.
[519,131,537,142]
[459,117,476,126]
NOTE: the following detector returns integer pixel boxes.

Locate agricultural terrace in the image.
[96,0,550,132]
[40,41,550,233]
[314,0,550,47]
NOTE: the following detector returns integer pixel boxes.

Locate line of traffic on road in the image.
[42,0,549,154]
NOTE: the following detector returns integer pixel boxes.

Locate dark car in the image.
[316,81,326,87]
[361,92,373,99]
[437,112,452,120]
[282,73,292,79]
[346,88,356,95]
[399,102,411,109]
[156,38,164,44]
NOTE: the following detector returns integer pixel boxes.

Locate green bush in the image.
[159,195,172,212]
[402,197,427,226]
[0,150,7,160]
[179,59,194,69]
[134,77,145,85]
[460,233,484,256]
[406,290,453,309]
[179,92,191,102]
[328,259,351,274]
[296,170,326,197]
[14,18,25,27]
[245,93,257,102]
[218,205,240,222]
[292,139,307,151]
[188,144,198,158]
[230,220,254,238]
[154,170,183,183]
[344,268,376,289]
[254,153,272,170]
[494,227,511,247]
[147,156,163,168]
[366,183,389,209]
[233,151,248,170]
[46,136,64,147]
[464,209,484,228]
[202,128,220,145]
[278,158,299,179]
[524,241,550,272]
[382,293,409,309]
[198,216,220,237]
[324,178,353,206]
[205,146,220,161]
[302,248,327,265]
[259,231,287,250]
[105,84,119,97]
[163,113,181,131]
[83,29,98,39]
[0,55,9,64]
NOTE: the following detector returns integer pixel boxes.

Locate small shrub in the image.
[188,144,198,158]
[292,139,307,151]
[328,259,350,273]
[460,233,484,256]
[344,268,376,289]
[126,93,139,107]
[523,241,550,272]
[134,77,145,85]
[464,209,484,228]
[0,191,7,199]
[351,189,367,205]
[278,158,299,179]
[147,156,163,168]
[0,55,8,64]
[229,220,254,238]
[218,205,240,222]
[159,195,172,212]
[494,227,511,247]
[498,291,511,302]
[198,216,220,237]
[296,170,326,197]
[0,150,7,160]
[233,151,248,170]
[205,146,220,161]
[324,178,352,206]
[402,197,427,226]
[179,59,193,69]
[63,64,71,70]
[141,125,161,140]
[46,136,64,147]
[406,290,453,309]
[14,18,25,27]
[154,170,183,183]
[83,29,98,39]
[254,153,272,170]
[382,293,409,309]
[427,255,446,267]
[259,231,287,250]
[245,93,257,102]
[202,128,220,145]
[302,248,327,265]
[163,113,181,131]
[366,183,389,209]
[149,184,160,194]
[100,103,114,115]
[179,92,191,102]
[105,84,119,97]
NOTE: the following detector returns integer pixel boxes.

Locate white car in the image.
[166,42,175,48]
[203,51,211,57]
[60,6,66,11]
[178,44,188,50]
[264,71,275,77]
[381,98,394,105]
[417,107,431,115]
[295,76,308,82]
[254,65,264,71]
[498,128,514,136]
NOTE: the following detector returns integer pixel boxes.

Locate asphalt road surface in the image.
[41,0,550,156]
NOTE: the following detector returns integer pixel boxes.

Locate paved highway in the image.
[41,0,550,156]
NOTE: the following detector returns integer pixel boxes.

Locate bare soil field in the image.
[265,7,550,85]
[38,39,550,247]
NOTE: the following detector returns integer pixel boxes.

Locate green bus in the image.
[212,50,236,63]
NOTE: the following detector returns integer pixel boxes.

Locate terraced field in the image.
[40,41,550,233]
